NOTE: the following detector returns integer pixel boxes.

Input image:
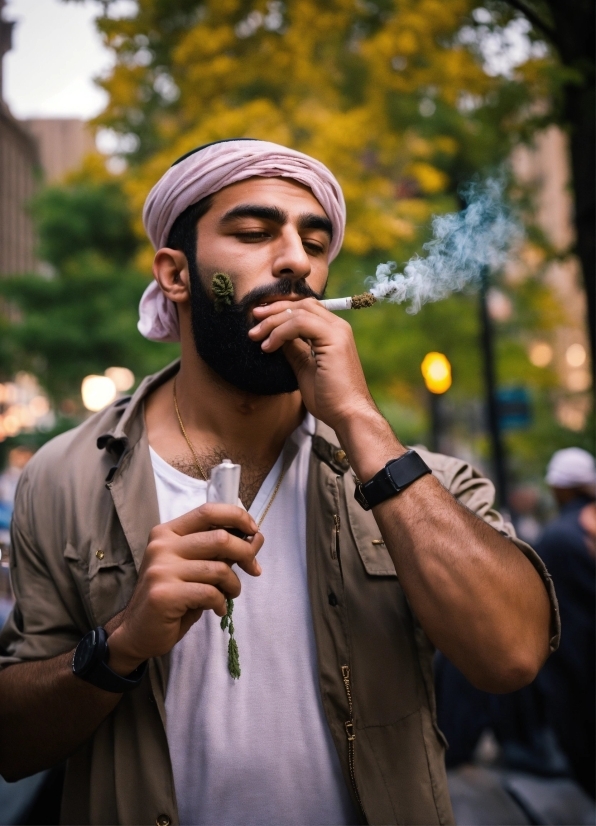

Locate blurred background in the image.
[0,0,593,824]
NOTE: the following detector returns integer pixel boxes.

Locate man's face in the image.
[187,177,332,395]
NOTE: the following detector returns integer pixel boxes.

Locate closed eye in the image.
[235,231,271,242]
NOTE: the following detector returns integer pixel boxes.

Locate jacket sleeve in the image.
[0,471,83,668]
[416,447,560,653]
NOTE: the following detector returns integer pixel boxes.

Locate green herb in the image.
[220,597,241,679]
[211,272,234,312]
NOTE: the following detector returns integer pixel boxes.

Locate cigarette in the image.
[319,293,377,311]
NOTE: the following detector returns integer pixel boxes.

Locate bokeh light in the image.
[528,341,553,367]
[421,352,452,394]
[105,366,135,391]
[81,375,117,412]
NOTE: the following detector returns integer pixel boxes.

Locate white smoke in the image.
[367,177,523,313]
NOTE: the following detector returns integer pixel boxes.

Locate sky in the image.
[3,0,113,119]
[3,0,541,122]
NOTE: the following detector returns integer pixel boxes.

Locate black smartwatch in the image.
[72,627,147,693]
[354,450,431,511]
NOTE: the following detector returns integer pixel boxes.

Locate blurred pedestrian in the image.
[0,445,34,547]
[535,447,596,798]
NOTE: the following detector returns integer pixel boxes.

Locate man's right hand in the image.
[107,504,263,675]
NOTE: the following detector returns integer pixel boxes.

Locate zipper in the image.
[332,513,340,560]
[341,664,364,815]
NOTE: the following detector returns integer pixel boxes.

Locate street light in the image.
[421,352,451,452]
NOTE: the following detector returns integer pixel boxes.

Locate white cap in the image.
[545,448,596,489]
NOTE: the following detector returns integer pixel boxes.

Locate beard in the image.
[187,253,324,396]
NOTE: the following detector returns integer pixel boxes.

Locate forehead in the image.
[209,176,328,218]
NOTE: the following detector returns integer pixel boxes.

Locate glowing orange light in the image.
[421,352,452,394]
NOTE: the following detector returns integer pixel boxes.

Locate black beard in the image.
[187,256,323,396]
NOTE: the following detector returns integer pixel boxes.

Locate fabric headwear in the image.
[138,139,346,342]
[545,448,596,489]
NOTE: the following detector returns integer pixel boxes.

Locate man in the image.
[535,448,595,798]
[0,139,558,826]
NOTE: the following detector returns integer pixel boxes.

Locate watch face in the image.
[73,629,97,676]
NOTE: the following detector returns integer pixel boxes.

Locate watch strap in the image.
[73,627,147,693]
[355,450,431,510]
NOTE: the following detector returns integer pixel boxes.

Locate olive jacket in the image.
[0,361,560,825]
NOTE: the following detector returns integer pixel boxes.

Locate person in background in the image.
[535,447,596,798]
[0,445,35,548]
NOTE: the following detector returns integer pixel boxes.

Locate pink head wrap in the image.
[138,138,346,342]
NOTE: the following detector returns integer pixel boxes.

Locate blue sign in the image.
[497,387,531,430]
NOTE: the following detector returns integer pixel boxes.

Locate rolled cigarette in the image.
[319,292,377,311]
[319,296,353,311]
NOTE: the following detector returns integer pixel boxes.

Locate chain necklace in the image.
[173,377,208,481]
[173,375,290,678]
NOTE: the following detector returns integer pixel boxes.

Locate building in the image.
[0,0,38,275]
[25,118,95,184]
[0,1,96,275]
[511,127,592,432]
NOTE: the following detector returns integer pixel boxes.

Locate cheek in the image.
[308,263,329,294]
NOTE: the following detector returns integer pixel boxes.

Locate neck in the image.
[176,351,304,457]
[145,323,304,472]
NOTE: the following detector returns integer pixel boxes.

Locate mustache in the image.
[229,278,325,315]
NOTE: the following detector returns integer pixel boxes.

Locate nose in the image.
[272,225,311,283]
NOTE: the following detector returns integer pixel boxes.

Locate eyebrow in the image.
[219,204,333,239]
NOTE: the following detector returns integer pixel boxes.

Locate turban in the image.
[138,139,346,342]
[545,448,596,489]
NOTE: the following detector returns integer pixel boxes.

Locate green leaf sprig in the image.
[220,597,241,679]
[211,272,234,312]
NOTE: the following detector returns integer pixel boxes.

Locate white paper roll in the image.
[319,297,353,311]
[207,459,241,505]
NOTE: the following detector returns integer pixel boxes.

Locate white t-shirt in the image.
[152,414,358,826]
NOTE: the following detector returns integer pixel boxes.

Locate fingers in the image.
[178,582,229,617]
[250,304,342,353]
[175,559,243,598]
[161,503,258,539]
[253,296,329,320]
[174,529,264,576]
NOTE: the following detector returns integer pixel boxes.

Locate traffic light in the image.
[421,352,452,395]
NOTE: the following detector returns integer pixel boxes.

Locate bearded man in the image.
[0,140,558,826]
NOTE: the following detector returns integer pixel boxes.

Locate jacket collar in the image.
[97,359,181,459]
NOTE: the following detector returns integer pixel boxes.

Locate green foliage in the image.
[0,179,178,405]
[2,0,589,486]
[32,180,139,268]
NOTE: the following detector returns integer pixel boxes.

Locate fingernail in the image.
[262,338,271,349]
[251,323,261,332]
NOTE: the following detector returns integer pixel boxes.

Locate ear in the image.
[153,248,191,304]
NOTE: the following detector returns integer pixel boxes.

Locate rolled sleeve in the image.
[417,447,561,653]
[0,476,82,669]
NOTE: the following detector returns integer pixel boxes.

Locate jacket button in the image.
[156,816,170,826]
[95,549,105,560]
[328,592,338,607]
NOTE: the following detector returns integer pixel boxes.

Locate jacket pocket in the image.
[64,542,137,627]
[344,475,398,576]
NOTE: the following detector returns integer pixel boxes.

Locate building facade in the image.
[0,0,39,275]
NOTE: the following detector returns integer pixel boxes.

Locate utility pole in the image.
[479,267,508,512]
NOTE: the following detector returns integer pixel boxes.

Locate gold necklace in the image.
[173,375,292,680]
[173,377,207,481]
[173,376,288,526]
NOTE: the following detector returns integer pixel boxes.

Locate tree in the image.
[0,166,178,407]
[23,0,585,478]
[475,0,595,375]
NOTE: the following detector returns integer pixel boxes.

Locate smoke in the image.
[367,177,523,314]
